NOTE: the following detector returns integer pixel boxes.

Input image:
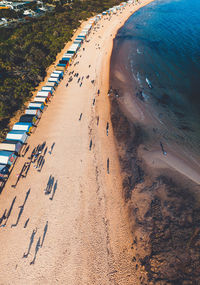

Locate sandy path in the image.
[0,1,154,284]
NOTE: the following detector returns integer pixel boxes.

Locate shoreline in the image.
[109,1,200,283]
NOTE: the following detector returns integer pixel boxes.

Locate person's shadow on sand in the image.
[23,228,37,258]
[41,221,48,247]
[30,237,41,265]
[49,181,58,201]
[3,196,16,226]
[11,189,30,228]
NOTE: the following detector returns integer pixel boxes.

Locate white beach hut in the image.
[6,130,28,144]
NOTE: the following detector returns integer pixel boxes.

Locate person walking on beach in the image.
[89,139,92,151]
[107,158,110,174]
[49,142,55,155]
[93,98,95,106]
[106,122,109,136]
[97,116,99,126]
[160,141,167,155]
[79,113,83,121]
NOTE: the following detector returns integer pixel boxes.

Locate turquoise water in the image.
[113,0,200,151]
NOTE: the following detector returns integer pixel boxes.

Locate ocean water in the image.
[113,0,200,153]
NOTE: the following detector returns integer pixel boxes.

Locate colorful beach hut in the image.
[33,97,48,105]
[25,109,42,118]
[0,150,17,180]
[45,81,57,88]
[41,86,54,94]
[28,102,44,111]
[12,122,32,134]
[19,114,37,125]
[37,91,51,100]
[6,130,28,144]
[0,140,23,154]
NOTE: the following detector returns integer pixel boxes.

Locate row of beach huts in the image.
[0,0,133,183]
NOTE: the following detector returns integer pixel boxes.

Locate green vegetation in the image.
[0,0,121,137]
[0,9,23,19]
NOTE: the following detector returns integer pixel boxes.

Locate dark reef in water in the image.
[110,93,200,284]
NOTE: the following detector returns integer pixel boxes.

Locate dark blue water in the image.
[115,0,200,151]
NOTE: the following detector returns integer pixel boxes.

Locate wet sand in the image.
[0,1,156,284]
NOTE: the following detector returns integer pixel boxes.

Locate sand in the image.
[0,1,155,284]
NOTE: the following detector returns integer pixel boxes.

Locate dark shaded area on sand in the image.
[109,94,200,284]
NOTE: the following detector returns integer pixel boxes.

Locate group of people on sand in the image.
[63,31,112,175]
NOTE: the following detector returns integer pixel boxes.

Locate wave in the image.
[136,48,143,54]
[136,72,143,87]
[145,77,152,88]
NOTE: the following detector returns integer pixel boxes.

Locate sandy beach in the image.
[0,1,155,284]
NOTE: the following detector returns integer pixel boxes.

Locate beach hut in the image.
[41,86,54,94]
[83,24,92,31]
[77,35,85,40]
[73,40,82,45]
[63,52,74,58]
[78,34,86,40]
[63,53,74,60]
[37,91,51,100]
[35,95,49,104]
[88,20,95,26]
[0,163,10,180]
[62,56,73,64]
[67,43,80,55]
[33,97,48,104]
[59,59,69,66]
[80,30,87,35]
[0,139,23,154]
[75,37,83,44]
[12,122,32,134]
[50,72,63,80]
[6,130,28,144]
[45,81,57,88]
[66,50,75,55]
[19,114,37,125]
[28,102,44,111]
[0,150,17,167]
[25,109,42,118]
[53,70,64,76]
[48,77,60,84]
[56,64,67,71]
[55,66,66,72]
[0,151,17,180]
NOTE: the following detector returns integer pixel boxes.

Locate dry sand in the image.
[0,1,155,284]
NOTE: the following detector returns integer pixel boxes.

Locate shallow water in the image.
[112,0,200,154]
